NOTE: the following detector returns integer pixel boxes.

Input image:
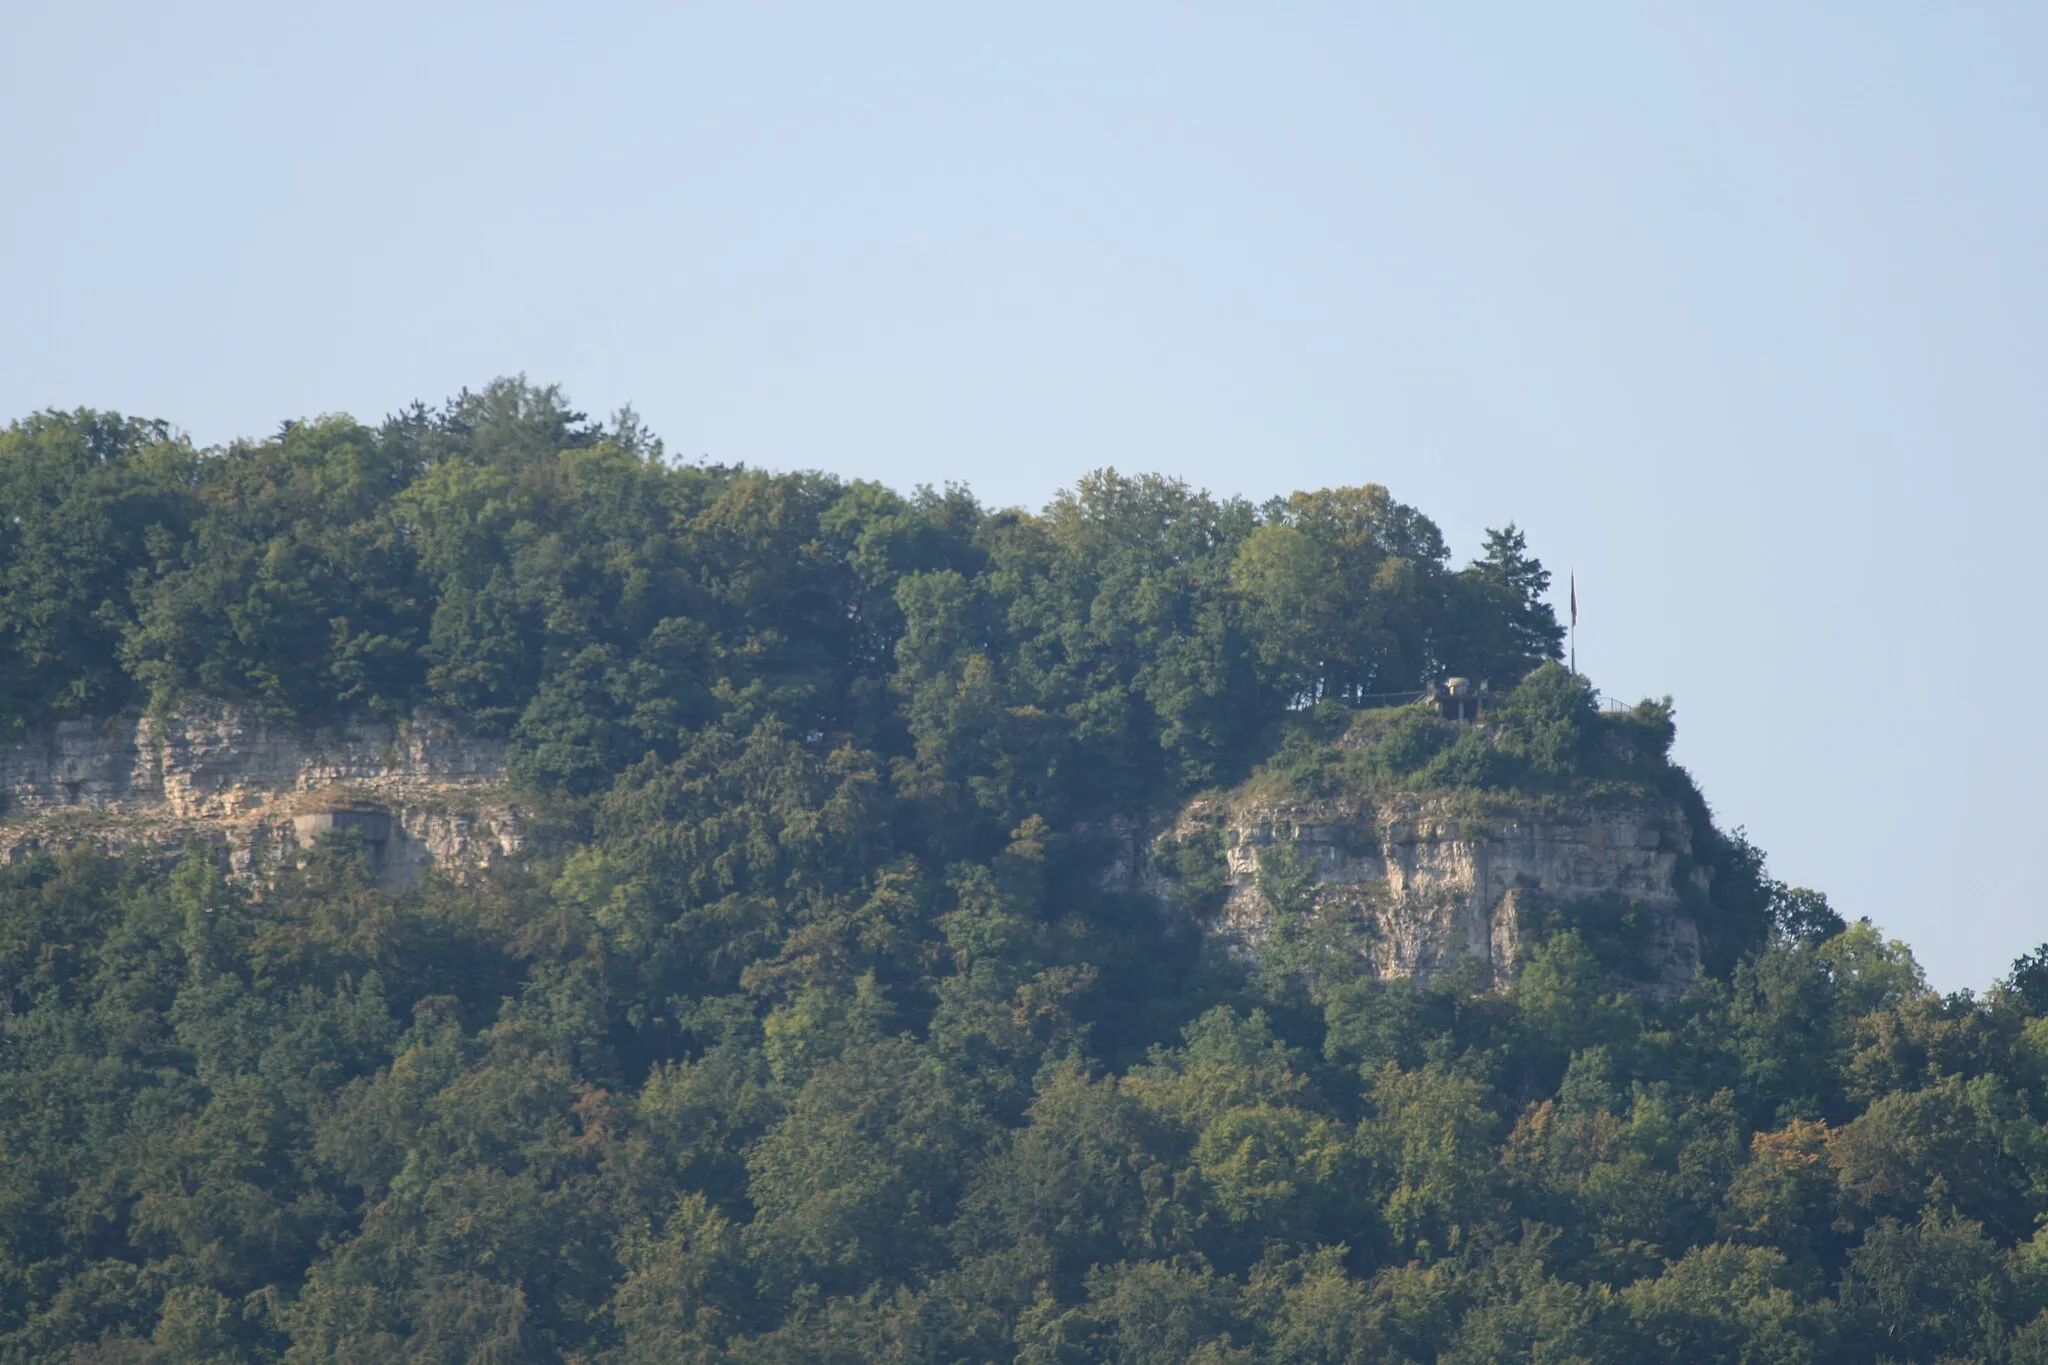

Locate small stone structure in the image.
[1430,677,1488,723]
[291,809,396,873]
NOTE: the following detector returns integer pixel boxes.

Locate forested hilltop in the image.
[3,380,2047,1363]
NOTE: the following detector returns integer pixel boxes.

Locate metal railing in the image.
[1350,689,1430,708]
[1304,687,1646,715]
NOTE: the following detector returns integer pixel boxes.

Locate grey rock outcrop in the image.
[1155,790,1707,998]
[0,700,522,885]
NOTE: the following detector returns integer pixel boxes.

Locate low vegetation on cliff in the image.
[1,383,2043,1362]
[1247,671,1682,809]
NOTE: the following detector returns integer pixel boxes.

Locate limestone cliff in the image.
[1152,788,1708,998]
[0,700,523,885]
[1,700,1710,994]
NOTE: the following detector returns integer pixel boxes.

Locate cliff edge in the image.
[1139,674,1727,999]
[1159,786,1707,999]
[0,699,523,884]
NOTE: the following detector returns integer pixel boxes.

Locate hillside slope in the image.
[1,387,2042,1364]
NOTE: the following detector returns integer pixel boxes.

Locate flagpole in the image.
[1569,571,1577,677]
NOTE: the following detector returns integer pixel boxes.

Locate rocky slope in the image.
[0,700,523,885]
[1150,787,1708,998]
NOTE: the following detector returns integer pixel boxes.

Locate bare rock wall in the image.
[0,700,522,884]
[1158,791,1706,998]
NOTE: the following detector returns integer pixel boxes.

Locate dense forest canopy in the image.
[2,380,2047,1363]
[0,380,1560,795]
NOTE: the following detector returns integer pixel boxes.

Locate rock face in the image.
[0,700,523,885]
[1159,790,1707,998]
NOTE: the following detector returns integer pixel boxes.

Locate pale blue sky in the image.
[5,3,2044,989]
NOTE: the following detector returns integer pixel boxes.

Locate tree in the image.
[1837,1208,2011,1363]
[1231,486,1450,707]
[1619,1243,1808,1365]
[1440,523,1565,688]
[743,1040,989,1298]
[1358,1061,1500,1259]
[0,411,194,726]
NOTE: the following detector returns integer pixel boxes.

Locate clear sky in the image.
[5,3,2044,990]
